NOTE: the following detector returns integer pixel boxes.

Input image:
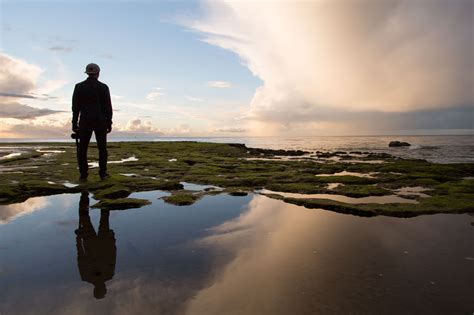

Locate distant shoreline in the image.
[1,133,474,143]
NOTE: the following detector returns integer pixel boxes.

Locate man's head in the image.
[93,282,107,299]
[85,63,100,78]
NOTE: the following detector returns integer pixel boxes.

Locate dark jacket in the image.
[72,77,113,130]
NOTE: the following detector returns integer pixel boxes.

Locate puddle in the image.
[245,157,386,164]
[258,189,418,204]
[168,158,178,162]
[63,182,79,188]
[0,152,22,160]
[394,186,431,198]
[128,189,171,199]
[89,156,138,168]
[36,150,66,154]
[120,173,138,177]
[340,159,386,164]
[181,182,222,191]
[316,171,378,178]
[0,166,38,173]
[326,183,343,190]
[0,193,472,314]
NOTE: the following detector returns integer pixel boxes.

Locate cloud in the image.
[48,46,73,53]
[146,87,164,101]
[214,127,247,133]
[0,92,37,99]
[169,123,191,134]
[98,53,113,59]
[0,52,42,94]
[186,95,204,102]
[121,118,165,135]
[0,52,66,122]
[208,81,232,88]
[119,118,197,136]
[190,0,473,134]
[0,116,71,138]
[123,118,154,132]
[0,102,64,119]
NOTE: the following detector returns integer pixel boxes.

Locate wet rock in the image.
[94,185,131,199]
[162,192,199,206]
[92,198,151,210]
[389,141,411,147]
[230,143,309,157]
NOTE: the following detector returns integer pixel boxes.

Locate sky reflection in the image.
[0,193,472,314]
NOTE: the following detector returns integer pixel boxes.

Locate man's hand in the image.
[106,126,112,134]
[72,124,79,133]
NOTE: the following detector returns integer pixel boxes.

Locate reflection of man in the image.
[75,191,116,299]
[72,63,113,180]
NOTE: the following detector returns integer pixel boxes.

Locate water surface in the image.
[0,192,472,314]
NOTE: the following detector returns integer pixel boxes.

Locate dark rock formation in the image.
[389,141,411,147]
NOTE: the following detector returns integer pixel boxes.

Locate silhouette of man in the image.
[72,63,113,180]
[75,191,116,299]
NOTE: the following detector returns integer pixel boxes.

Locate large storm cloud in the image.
[190,0,473,134]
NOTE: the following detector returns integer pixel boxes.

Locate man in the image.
[72,63,113,180]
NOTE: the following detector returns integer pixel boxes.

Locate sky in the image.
[0,0,472,138]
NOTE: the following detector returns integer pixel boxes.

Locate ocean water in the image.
[1,135,473,163]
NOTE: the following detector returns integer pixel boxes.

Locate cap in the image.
[85,63,100,74]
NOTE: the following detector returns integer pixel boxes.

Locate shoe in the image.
[100,173,110,180]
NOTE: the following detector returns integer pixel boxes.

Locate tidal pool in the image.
[316,171,378,178]
[0,192,472,314]
[258,189,418,204]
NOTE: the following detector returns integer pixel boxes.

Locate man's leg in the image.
[95,129,108,178]
[78,129,93,178]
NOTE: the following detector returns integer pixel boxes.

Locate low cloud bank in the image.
[0,52,64,120]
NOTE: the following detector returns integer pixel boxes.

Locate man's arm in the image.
[72,84,80,131]
[104,85,113,132]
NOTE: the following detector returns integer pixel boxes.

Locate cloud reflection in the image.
[186,195,334,314]
[0,196,48,224]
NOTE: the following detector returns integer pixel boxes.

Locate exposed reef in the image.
[0,141,472,215]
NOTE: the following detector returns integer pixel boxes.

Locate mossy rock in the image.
[92,198,151,210]
[162,192,199,206]
[1,141,473,216]
[93,185,131,199]
[333,184,391,197]
[265,182,325,194]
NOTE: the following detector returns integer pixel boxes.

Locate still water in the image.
[0,192,473,314]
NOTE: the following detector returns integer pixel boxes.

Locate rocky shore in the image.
[1,141,473,217]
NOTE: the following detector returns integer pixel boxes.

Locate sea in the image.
[0,135,473,163]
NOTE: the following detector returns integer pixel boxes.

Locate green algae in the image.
[93,185,131,199]
[265,187,474,217]
[332,184,391,197]
[1,141,473,217]
[92,198,151,210]
[162,192,200,206]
